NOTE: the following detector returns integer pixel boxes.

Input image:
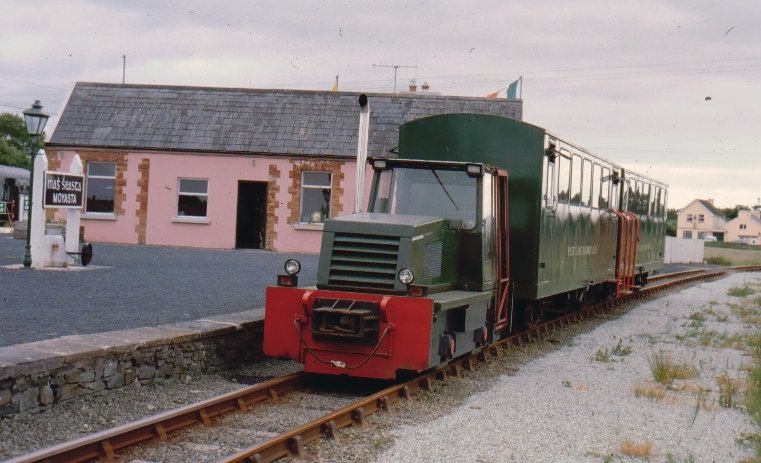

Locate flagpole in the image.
[519,76,523,99]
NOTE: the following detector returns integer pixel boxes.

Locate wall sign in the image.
[43,172,84,208]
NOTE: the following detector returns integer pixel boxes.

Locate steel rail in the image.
[220,269,728,462]
[7,373,305,463]
[9,269,730,463]
[648,268,707,282]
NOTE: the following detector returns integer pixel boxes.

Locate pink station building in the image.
[46,83,522,253]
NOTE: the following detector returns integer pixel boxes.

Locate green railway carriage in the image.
[264,111,667,379]
[397,114,666,310]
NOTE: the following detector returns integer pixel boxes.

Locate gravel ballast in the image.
[1,273,759,462]
[375,272,760,463]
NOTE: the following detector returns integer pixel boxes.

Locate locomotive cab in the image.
[264,157,510,379]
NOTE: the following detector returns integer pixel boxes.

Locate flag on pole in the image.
[506,77,520,99]
[486,77,522,99]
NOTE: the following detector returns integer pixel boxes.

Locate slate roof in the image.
[49,82,522,158]
[697,199,723,217]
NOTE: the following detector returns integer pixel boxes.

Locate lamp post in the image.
[22,100,50,268]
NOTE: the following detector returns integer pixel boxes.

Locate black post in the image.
[22,140,37,268]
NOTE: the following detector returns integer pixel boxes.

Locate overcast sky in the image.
[1,0,758,209]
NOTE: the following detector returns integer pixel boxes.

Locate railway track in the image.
[7,267,739,463]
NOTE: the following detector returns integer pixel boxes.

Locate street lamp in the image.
[22,100,50,268]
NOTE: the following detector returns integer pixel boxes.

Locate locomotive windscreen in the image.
[370,167,478,229]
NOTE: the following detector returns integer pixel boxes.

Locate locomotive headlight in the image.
[398,268,415,285]
[284,259,301,275]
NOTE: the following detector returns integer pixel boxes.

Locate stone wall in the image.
[0,312,263,418]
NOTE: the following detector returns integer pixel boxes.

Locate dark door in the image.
[236,182,267,249]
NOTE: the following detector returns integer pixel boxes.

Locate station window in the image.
[570,154,582,205]
[698,232,706,239]
[687,214,693,222]
[557,156,570,203]
[683,230,692,239]
[300,171,332,223]
[85,162,116,213]
[741,224,748,230]
[177,178,208,217]
[698,214,705,222]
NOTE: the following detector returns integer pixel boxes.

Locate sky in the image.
[1,0,759,210]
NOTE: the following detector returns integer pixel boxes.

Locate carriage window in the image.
[651,185,659,218]
[543,156,555,207]
[642,183,651,217]
[570,154,582,205]
[659,188,667,219]
[558,156,570,203]
[625,180,635,211]
[600,167,610,209]
[581,159,592,207]
[591,164,601,209]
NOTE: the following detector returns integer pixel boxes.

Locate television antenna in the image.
[372,63,417,93]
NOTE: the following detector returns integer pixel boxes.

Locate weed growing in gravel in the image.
[633,383,666,401]
[648,351,698,385]
[618,438,653,458]
[729,285,756,298]
[594,348,611,362]
[594,340,633,362]
[665,452,696,463]
[717,372,740,408]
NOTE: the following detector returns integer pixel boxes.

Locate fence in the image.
[664,236,704,264]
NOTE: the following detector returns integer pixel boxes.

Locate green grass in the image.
[648,351,698,385]
[707,241,760,251]
[707,256,734,266]
[594,340,633,362]
[730,285,756,298]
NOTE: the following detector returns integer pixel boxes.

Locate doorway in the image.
[236,181,268,249]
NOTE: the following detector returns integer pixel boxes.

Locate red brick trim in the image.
[135,159,150,244]
[266,164,280,250]
[287,160,345,225]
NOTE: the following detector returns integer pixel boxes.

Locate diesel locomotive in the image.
[264,113,667,379]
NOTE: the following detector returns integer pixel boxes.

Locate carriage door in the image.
[541,142,558,284]
[494,169,511,331]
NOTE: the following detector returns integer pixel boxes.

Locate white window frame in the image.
[84,161,116,215]
[683,230,693,239]
[176,178,209,220]
[299,171,332,224]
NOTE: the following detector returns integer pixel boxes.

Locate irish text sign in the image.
[44,172,84,208]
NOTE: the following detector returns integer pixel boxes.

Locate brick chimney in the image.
[408,79,417,92]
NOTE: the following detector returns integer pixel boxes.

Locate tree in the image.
[0,113,46,169]
[721,205,749,221]
[666,208,677,237]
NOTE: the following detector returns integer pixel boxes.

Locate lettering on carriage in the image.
[567,245,598,257]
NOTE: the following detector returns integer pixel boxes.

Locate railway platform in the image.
[0,234,316,417]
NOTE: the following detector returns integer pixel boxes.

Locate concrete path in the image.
[0,235,317,347]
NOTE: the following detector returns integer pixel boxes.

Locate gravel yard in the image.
[2,272,760,462]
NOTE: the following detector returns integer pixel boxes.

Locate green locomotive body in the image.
[264,113,667,379]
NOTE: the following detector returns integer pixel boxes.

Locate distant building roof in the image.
[678,198,724,217]
[48,82,523,158]
[0,164,30,181]
[696,199,723,217]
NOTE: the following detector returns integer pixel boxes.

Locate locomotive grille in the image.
[328,232,400,290]
[422,240,442,278]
